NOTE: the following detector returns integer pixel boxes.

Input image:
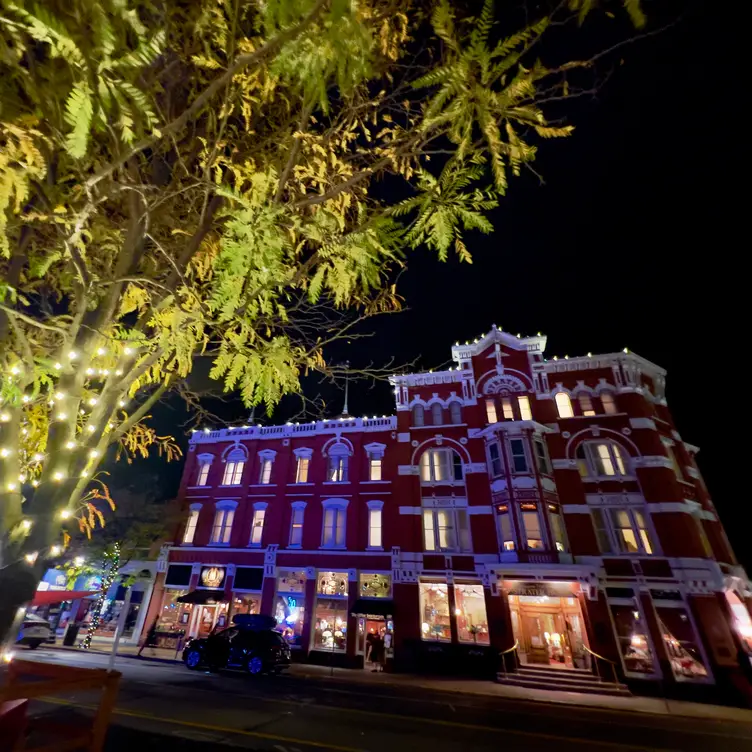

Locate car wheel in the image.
[246,655,264,675]
[27,640,44,650]
[184,649,203,670]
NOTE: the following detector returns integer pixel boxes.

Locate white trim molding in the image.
[629,417,657,430]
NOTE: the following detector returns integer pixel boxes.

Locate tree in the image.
[0,0,647,643]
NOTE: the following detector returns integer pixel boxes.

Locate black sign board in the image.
[233,567,264,591]
[165,564,192,587]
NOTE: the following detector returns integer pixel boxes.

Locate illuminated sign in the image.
[200,566,226,589]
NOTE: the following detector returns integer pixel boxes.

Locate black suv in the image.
[182,615,291,675]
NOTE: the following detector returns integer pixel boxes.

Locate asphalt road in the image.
[12,648,752,752]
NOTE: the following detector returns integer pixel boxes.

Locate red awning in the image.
[30,589,100,607]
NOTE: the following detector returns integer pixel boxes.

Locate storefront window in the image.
[727,591,752,653]
[278,570,306,594]
[313,598,348,651]
[419,582,451,641]
[657,607,709,681]
[232,594,260,617]
[610,604,656,675]
[455,584,490,644]
[359,573,391,598]
[158,590,188,630]
[317,571,348,597]
[274,594,306,647]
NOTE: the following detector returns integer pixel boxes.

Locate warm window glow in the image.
[419,583,451,641]
[250,507,266,546]
[259,458,273,484]
[369,457,382,481]
[522,509,543,549]
[289,506,305,546]
[517,396,532,421]
[328,455,348,482]
[555,392,574,418]
[501,397,514,420]
[578,442,629,478]
[485,399,498,423]
[449,401,462,424]
[183,509,199,544]
[498,510,515,551]
[196,462,210,486]
[211,507,235,544]
[420,448,463,482]
[579,394,596,416]
[509,438,528,473]
[423,508,470,552]
[549,510,567,552]
[592,507,654,555]
[454,585,490,644]
[368,507,382,548]
[295,456,310,483]
[322,506,347,547]
[222,461,244,485]
[601,392,617,414]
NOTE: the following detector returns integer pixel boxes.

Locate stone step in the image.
[516,664,599,680]
[496,672,631,696]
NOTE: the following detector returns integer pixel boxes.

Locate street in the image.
[10,648,752,752]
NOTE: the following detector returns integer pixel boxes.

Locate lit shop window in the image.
[533,437,551,474]
[222,460,245,486]
[601,392,618,414]
[367,501,383,549]
[501,397,514,420]
[420,448,463,482]
[431,403,443,425]
[359,573,392,598]
[591,508,654,555]
[249,503,266,547]
[521,504,544,549]
[555,392,574,418]
[275,571,306,648]
[578,395,596,416]
[210,502,236,545]
[449,401,462,424]
[576,441,628,478]
[518,396,532,421]
[419,582,451,641]
[158,590,188,630]
[314,571,349,652]
[485,399,498,423]
[423,508,470,553]
[454,584,490,644]
[295,455,310,483]
[289,503,305,547]
[508,438,528,473]
[609,604,656,676]
[182,505,201,545]
[497,505,516,551]
[488,442,503,477]
[657,607,709,681]
[232,594,260,617]
[548,505,568,552]
[412,404,425,426]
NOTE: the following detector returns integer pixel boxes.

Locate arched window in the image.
[449,401,462,424]
[576,441,629,478]
[431,403,443,425]
[420,448,463,482]
[222,445,247,486]
[555,392,574,419]
[412,404,425,427]
[600,392,618,414]
[327,443,349,482]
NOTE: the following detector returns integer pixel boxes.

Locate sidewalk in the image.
[44,641,752,724]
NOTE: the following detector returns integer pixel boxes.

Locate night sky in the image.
[106,2,749,569]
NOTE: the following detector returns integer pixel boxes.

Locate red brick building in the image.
[148,326,752,700]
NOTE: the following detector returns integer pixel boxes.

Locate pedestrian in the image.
[370,632,384,672]
[365,629,376,667]
[138,619,159,657]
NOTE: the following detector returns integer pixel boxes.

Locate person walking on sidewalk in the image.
[137,619,159,657]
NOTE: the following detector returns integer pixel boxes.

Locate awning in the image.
[351,599,394,617]
[30,590,100,607]
[176,589,227,605]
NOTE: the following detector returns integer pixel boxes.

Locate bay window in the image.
[508,438,529,473]
[521,504,543,549]
[289,502,305,547]
[591,507,654,555]
[485,398,498,423]
[313,571,348,651]
[497,505,516,551]
[501,397,514,420]
[420,448,463,483]
[533,436,551,474]
[210,501,237,545]
[555,392,574,418]
[423,507,471,552]
[548,504,567,552]
[576,441,629,478]
[249,503,266,547]
[488,442,503,477]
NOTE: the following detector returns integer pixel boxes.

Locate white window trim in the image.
[248,501,268,548]
[320,498,349,550]
[506,436,530,475]
[288,501,307,548]
[293,449,312,484]
[578,441,633,480]
[210,499,238,546]
[422,505,472,553]
[592,506,658,556]
[182,502,203,545]
[366,500,384,551]
[554,391,574,419]
[419,447,464,484]
[195,453,214,487]
[220,459,245,487]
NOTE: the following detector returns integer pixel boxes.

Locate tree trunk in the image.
[0,559,39,651]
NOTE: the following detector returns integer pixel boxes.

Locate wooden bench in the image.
[0,658,121,752]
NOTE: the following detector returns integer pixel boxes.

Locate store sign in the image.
[317,571,348,597]
[505,581,574,598]
[200,566,226,589]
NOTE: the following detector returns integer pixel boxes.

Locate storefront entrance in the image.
[355,615,394,668]
[509,592,589,669]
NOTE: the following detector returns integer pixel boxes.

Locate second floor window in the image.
[518,396,532,421]
[591,507,654,555]
[222,461,244,486]
[521,505,543,549]
[196,461,211,486]
[295,456,310,483]
[259,458,273,484]
[488,442,503,477]
[423,507,470,552]
[210,505,235,545]
[509,438,528,473]
[431,403,443,425]
[182,507,200,544]
[485,399,498,423]
[328,454,348,482]
[368,504,383,548]
[368,456,382,481]
[420,448,463,482]
[322,505,347,548]
[289,504,305,547]
[577,441,628,478]
[249,506,266,546]
[533,437,551,474]
[555,392,574,418]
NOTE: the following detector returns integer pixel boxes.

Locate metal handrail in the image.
[498,639,519,676]
[583,644,619,684]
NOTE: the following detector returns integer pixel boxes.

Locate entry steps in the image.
[496,663,631,696]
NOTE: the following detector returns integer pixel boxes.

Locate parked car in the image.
[16,613,54,649]
[183,615,291,676]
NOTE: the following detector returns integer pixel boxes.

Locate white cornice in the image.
[543,352,666,378]
[449,326,547,362]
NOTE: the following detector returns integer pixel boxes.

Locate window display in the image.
[158,590,188,630]
[313,599,347,651]
[419,582,451,641]
[454,584,490,644]
[359,573,391,598]
[274,594,306,647]
[657,607,709,681]
[232,594,260,617]
[278,569,306,594]
[317,571,348,596]
[610,604,656,675]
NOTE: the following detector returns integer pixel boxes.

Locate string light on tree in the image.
[79,543,120,650]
